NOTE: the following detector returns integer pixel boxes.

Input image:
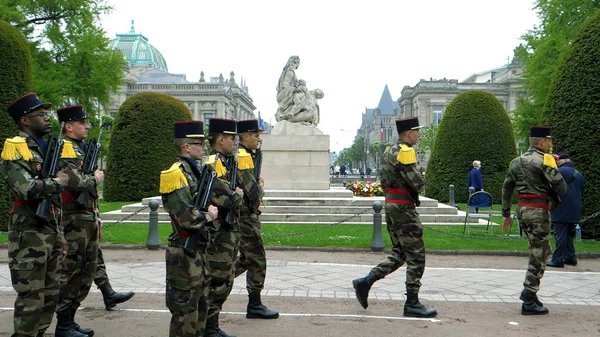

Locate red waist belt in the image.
[517,194,550,210]
[385,187,415,206]
[171,221,206,241]
[61,190,94,203]
[13,199,39,209]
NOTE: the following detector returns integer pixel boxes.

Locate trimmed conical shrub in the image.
[0,20,33,231]
[544,11,600,239]
[103,92,192,201]
[425,90,517,204]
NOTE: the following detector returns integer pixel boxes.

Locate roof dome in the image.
[108,20,168,72]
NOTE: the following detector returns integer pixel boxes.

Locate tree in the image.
[425,91,517,203]
[512,0,600,147]
[0,19,33,231]
[0,0,126,116]
[417,124,438,154]
[544,11,600,239]
[103,92,192,201]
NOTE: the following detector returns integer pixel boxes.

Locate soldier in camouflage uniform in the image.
[55,105,103,337]
[352,117,437,318]
[0,93,70,337]
[160,121,219,337]
[204,118,244,337]
[234,120,279,319]
[502,126,567,315]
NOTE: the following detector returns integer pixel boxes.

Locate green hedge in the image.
[425,90,517,204]
[0,20,33,231]
[544,11,600,239]
[103,92,192,201]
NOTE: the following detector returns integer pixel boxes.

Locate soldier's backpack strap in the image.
[159,162,188,194]
[206,154,227,178]
[1,136,33,161]
[237,148,254,171]
[60,140,77,159]
[397,144,417,165]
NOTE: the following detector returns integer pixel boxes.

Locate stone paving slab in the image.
[0,260,598,305]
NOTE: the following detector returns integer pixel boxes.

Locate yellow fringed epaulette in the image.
[159,162,189,194]
[1,136,33,161]
[60,140,77,159]
[237,148,254,170]
[543,153,558,170]
[397,144,417,165]
[206,154,227,178]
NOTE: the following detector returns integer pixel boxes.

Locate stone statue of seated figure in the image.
[275,56,324,128]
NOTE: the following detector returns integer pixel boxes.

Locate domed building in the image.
[103,21,256,123]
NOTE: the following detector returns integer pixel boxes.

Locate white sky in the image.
[100,0,539,153]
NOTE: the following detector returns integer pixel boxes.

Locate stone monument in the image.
[261,56,330,190]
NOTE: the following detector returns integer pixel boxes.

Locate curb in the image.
[0,243,599,259]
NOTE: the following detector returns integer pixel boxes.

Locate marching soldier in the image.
[55,105,102,337]
[0,93,70,337]
[233,119,278,319]
[502,126,567,315]
[205,118,244,337]
[160,121,218,337]
[352,117,437,318]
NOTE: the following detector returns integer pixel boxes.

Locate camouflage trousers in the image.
[7,213,62,337]
[206,229,240,324]
[371,205,426,292]
[165,241,210,337]
[56,213,99,314]
[517,206,552,295]
[234,212,267,293]
[94,246,108,287]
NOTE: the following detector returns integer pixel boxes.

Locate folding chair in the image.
[463,191,493,235]
[506,211,523,237]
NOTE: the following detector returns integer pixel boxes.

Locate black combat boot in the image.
[521,292,549,315]
[404,291,437,318]
[352,272,380,309]
[204,315,236,337]
[55,310,89,337]
[71,308,94,336]
[98,281,135,310]
[247,292,279,319]
[519,289,543,307]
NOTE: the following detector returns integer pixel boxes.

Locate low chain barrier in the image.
[262,207,372,239]
[102,205,149,229]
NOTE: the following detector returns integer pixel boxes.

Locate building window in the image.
[433,105,443,125]
[204,113,213,125]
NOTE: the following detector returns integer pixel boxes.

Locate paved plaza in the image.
[1,256,597,307]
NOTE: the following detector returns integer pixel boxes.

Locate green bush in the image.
[425,90,517,203]
[103,92,192,201]
[0,20,33,231]
[544,11,600,239]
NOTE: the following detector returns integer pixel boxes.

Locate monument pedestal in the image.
[260,121,330,190]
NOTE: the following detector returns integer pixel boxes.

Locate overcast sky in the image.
[100,0,539,153]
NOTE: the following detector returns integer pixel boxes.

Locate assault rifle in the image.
[224,144,239,230]
[184,164,217,258]
[254,147,262,180]
[77,127,104,206]
[36,123,65,222]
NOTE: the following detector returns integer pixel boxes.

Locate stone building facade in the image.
[102,21,256,122]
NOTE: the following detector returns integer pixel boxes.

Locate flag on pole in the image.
[380,117,385,141]
[258,111,265,130]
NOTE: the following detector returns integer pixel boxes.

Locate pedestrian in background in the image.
[468,160,483,192]
[547,154,584,268]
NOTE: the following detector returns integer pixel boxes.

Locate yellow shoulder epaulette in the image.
[397,144,417,165]
[159,162,189,194]
[60,140,77,159]
[237,148,254,170]
[543,153,558,170]
[1,136,33,161]
[206,154,227,178]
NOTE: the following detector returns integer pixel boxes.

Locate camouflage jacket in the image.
[0,131,63,225]
[501,146,567,217]
[236,145,263,215]
[206,152,243,231]
[160,157,217,238]
[59,137,99,216]
[380,140,424,207]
